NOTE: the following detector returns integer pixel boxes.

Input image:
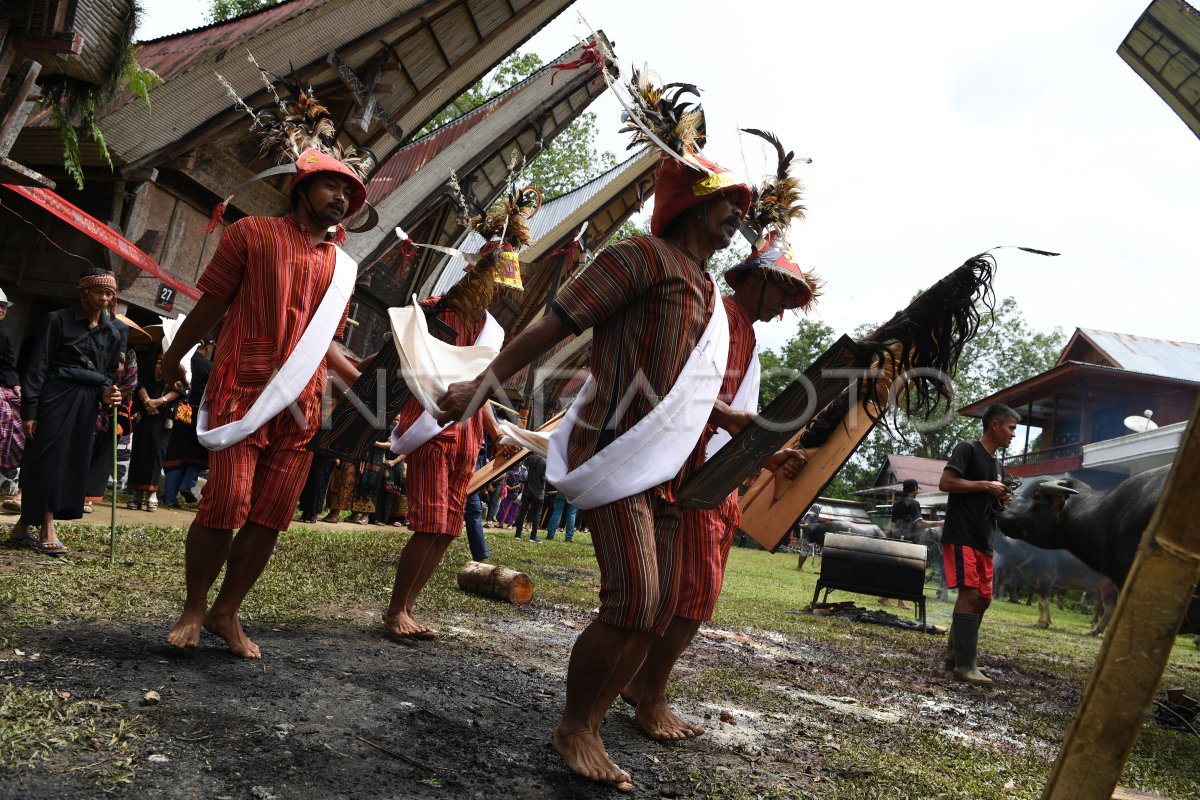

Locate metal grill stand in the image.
[811,532,929,626]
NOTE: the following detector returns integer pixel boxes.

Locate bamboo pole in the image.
[1041,396,1200,800]
[109,404,118,562]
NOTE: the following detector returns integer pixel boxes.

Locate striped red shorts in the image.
[584,489,682,635]
[195,402,318,532]
[674,493,739,621]
[406,434,474,536]
[942,543,994,599]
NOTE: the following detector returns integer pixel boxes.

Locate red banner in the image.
[3,184,201,300]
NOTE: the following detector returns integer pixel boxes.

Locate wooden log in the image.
[457,561,534,605]
[1042,396,1200,800]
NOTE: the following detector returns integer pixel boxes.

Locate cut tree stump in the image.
[457,561,534,605]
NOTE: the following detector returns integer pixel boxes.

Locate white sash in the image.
[546,283,729,510]
[705,342,760,461]
[495,422,551,457]
[389,308,503,456]
[159,315,198,386]
[197,245,357,451]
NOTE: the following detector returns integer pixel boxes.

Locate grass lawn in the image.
[2,521,1198,798]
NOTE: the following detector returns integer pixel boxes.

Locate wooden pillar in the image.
[1041,396,1200,799]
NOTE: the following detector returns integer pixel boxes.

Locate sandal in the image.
[36,540,68,557]
[5,532,37,549]
[146,498,158,511]
[83,502,94,513]
[127,498,141,510]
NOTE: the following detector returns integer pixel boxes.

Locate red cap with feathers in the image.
[650,153,752,237]
[291,149,367,219]
[616,66,751,237]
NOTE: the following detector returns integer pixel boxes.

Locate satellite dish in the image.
[1123,409,1158,434]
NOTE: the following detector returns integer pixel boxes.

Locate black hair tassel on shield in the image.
[799,251,1000,448]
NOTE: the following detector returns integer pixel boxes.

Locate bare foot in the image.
[203,611,261,659]
[634,698,705,741]
[552,726,632,791]
[383,611,433,640]
[166,610,204,649]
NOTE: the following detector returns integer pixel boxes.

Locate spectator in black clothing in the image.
[889,479,923,542]
[937,402,1019,686]
[161,338,214,508]
[513,453,547,543]
[0,288,26,483]
[6,269,124,555]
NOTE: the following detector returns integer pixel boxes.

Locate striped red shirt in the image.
[198,216,349,418]
[551,235,714,493]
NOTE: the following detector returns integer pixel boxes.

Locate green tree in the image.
[757,318,836,407]
[207,0,276,22]
[825,296,1065,494]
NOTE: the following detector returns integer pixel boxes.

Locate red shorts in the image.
[583,489,682,635]
[674,493,739,621]
[195,402,318,532]
[406,433,474,536]
[942,543,994,599]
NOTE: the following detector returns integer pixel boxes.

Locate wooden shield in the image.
[675,335,859,509]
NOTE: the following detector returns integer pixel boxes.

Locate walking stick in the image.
[110,403,118,562]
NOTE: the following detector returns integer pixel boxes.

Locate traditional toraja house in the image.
[1,0,576,347]
[1120,0,1200,140]
[1,0,151,344]
[346,34,615,356]
[428,147,658,420]
[853,453,948,514]
[959,327,1200,488]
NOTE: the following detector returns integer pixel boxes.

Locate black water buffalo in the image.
[997,465,1199,636]
[801,520,885,549]
[992,532,1117,634]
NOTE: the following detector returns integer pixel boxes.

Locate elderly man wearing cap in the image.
[161,83,369,658]
[436,77,804,790]
[6,269,124,555]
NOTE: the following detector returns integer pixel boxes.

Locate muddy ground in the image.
[0,601,1114,800]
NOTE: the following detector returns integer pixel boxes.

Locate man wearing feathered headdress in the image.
[623,130,821,742]
[380,178,534,642]
[162,76,369,659]
[435,69,797,790]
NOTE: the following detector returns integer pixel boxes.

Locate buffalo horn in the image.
[1036,480,1079,496]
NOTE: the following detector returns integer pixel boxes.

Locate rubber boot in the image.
[951,612,993,686]
[941,625,955,672]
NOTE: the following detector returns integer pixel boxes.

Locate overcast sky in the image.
[137,0,1200,355]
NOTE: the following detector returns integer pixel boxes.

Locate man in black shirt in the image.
[938,403,1019,685]
[513,453,547,543]
[890,479,923,542]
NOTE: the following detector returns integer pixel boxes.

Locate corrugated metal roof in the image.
[430,148,653,295]
[884,454,947,494]
[346,33,610,267]
[1074,328,1200,382]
